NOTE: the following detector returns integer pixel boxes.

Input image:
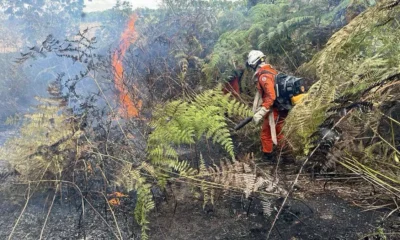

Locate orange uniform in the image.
[222,76,241,98]
[255,64,287,153]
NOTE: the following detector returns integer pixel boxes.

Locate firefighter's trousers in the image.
[261,108,287,153]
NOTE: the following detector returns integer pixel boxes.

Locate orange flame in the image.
[112,14,142,118]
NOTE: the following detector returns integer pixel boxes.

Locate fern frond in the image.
[134,183,155,240]
[149,87,252,166]
[0,82,80,180]
[261,195,274,217]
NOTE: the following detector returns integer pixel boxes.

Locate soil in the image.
[147,183,399,240]
[1,126,399,240]
[1,166,399,240]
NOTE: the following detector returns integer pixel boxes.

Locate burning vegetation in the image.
[112,14,142,118]
[0,0,399,239]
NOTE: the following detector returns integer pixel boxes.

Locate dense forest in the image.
[0,0,399,239]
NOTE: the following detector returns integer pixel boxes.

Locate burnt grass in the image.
[0,180,144,239]
[147,183,399,240]
[0,128,399,239]
[1,177,399,240]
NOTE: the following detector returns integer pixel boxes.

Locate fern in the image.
[115,163,155,239]
[0,81,81,180]
[203,0,357,78]
[143,88,284,226]
[287,0,400,153]
[257,16,313,49]
[285,0,400,199]
[196,153,286,208]
[148,87,252,167]
[148,95,286,218]
[261,195,274,217]
[147,88,262,207]
[202,30,250,83]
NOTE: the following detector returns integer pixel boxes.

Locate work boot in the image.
[262,152,276,164]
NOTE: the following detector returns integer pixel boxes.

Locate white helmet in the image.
[247,50,265,69]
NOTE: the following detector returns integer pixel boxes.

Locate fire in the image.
[112,14,142,118]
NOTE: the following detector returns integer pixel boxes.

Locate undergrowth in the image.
[285,0,400,207]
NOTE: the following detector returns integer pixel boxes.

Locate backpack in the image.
[260,71,306,111]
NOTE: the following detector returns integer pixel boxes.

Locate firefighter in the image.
[247,50,288,161]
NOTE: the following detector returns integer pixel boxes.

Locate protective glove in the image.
[253,107,269,124]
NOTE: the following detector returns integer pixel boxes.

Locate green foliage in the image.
[114,87,251,236]
[115,163,155,240]
[0,81,82,180]
[148,87,253,164]
[202,30,251,82]
[145,86,288,212]
[202,0,354,82]
[286,0,400,196]
[2,0,388,236]
[287,0,400,153]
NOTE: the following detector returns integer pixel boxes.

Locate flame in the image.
[108,198,120,206]
[107,191,128,206]
[112,14,142,118]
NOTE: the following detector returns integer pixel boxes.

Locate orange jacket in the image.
[255,64,278,109]
[222,76,240,98]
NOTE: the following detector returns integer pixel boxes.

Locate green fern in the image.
[115,163,155,240]
[148,87,252,166]
[285,0,400,200]
[287,0,400,153]
[257,16,313,49]
[203,0,357,78]
[146,87,263,216]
